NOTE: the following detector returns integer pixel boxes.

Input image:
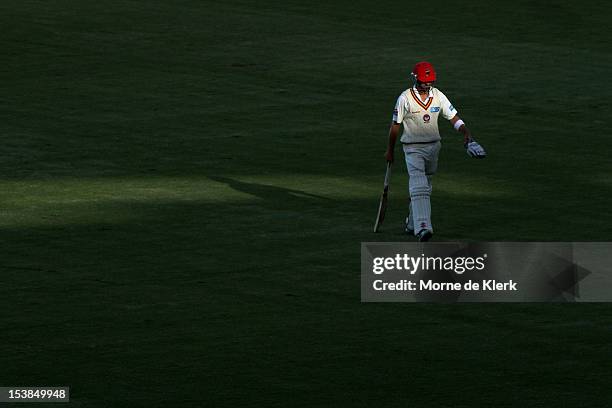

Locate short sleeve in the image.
[393,94,408,124]
[438,90,458,120]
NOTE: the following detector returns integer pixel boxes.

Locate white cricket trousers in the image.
[403,141,441,235]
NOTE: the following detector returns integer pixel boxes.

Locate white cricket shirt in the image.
[392,86,457,144]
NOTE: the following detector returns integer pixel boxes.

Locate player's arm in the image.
[385,96,406,163]
[440,90,486,158]
[449,115,473,145]
[385,122,401,163]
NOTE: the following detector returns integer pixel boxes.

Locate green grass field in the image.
[2,0,612,406]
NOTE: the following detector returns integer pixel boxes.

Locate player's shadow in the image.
[208,176,332,208]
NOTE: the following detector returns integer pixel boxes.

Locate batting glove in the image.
[465,140,486,159]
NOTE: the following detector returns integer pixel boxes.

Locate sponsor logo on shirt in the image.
[449,104,455,111]
[423,114,431,123]
[411,110,421,114]
[430,106,440,113]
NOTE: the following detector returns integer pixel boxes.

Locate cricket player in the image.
[384,61,486,242]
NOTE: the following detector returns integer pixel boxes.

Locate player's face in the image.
[416,81,434,92]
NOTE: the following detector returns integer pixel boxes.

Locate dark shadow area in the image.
[208,175,332,206]
[2,193,612,407]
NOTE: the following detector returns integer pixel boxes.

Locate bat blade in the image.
[373,187,389,232]
[373,162,392,232]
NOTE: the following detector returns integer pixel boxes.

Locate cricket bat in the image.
[373,161,392,232]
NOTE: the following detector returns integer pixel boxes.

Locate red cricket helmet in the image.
[411,61,437,83]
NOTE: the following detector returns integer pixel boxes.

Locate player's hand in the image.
[384,149,394,163]
[465,140,486,159]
